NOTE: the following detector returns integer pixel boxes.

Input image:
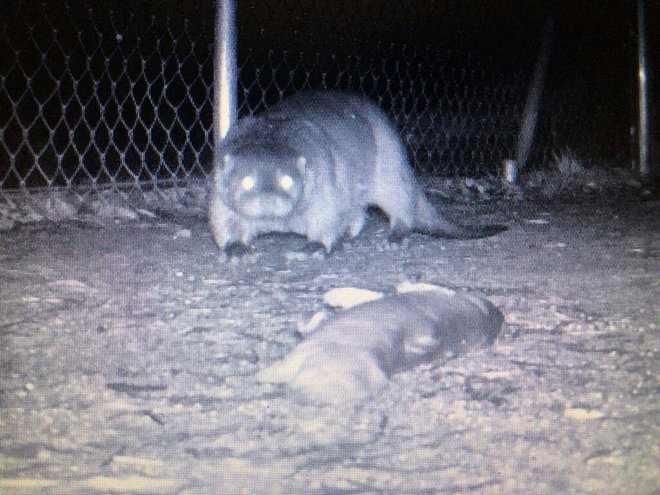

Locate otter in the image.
[209,91,505,253]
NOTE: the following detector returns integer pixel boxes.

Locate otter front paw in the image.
[224,241,253,259]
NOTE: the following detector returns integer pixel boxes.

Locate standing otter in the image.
[209,91,505,253]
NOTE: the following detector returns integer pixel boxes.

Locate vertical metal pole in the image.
[214,0,238,145]
[515,16,553,172]
[637,0,650,177]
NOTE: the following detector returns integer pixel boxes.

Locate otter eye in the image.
[279,174,294,191]
[240,175,255,191]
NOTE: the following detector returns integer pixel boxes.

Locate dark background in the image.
[0,0,657,187]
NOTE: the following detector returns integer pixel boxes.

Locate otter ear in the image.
[220,153,234,173]
[296,155,306,173]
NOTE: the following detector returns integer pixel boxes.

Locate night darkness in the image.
[0,0,658,186]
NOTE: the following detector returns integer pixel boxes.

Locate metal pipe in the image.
[214,0,238,145]
[515,16,553,172]
[637,0,650,177]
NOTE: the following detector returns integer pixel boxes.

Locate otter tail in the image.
[415,193,506,239]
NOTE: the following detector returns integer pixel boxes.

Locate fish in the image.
[257,283,504,404]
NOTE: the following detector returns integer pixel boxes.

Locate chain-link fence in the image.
[0,0,646,205]
[1,0,215,196]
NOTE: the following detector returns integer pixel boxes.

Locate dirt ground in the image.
[1,197,658,495]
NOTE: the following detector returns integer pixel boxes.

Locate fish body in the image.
[258,285,504,404]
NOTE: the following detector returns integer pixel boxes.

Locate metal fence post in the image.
[515,16,553,173]
[637,0,650,177]
[214,0,238,145]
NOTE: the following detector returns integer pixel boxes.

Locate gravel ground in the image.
[1,198,658,495]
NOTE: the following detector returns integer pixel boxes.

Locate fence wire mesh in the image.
[0,0,643,205]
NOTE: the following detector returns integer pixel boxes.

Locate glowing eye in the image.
[240,176,255,191]
[279,174,294,191]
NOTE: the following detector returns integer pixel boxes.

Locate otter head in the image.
[218,151,306,220]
